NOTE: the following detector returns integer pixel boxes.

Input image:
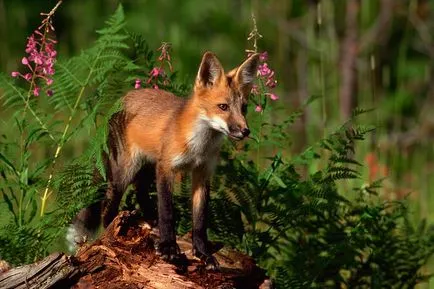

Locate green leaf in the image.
[2,192,17,224]
[25,128,49,150]
[0,152,18,176]
[272,174,287,188]
[26,197,38,224]
[20,168,28,187]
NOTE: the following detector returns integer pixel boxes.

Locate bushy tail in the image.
[67,201,102,252]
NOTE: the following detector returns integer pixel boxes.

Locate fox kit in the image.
[69,51,260,269]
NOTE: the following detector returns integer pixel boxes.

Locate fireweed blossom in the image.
[266,92,279,101]
[135,42,173,90]
[11,25,57,97]
[134,79,141,89]
[255,105,263,112]
[249,51,279,112]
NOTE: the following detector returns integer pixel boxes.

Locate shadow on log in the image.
[0,211,270,289]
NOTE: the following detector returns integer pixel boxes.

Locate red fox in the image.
[68,51,260,270]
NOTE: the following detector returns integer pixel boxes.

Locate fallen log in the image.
[0,211,270,289]
[0,253,80,289]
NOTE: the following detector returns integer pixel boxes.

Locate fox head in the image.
[193,52,260,140]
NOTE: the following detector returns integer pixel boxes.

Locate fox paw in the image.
[157,241,182,263]
[193,247,220,271]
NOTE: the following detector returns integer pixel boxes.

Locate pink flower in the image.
[266,93,279,101]
[46,89,53,96]
[255,105,263,112]
[248,51,279,110]
[265,77,277,89]
[33,86,40,96]
[44,66,55,76]
[25,35,36,54]
[46,43,57,57]
[11,25,57,97]
[150,67,163,77]
[34,56,43,65]
[258,63,271,76]
[147,43,172,88]
[134,79,141,89]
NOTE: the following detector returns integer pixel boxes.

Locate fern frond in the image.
[329,155,362,167]
[352,107,375,117]
[48,4,129,112]
[0,74,31,110]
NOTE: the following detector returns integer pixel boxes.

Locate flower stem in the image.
[40,50,100,217]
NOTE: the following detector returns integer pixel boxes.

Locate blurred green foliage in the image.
[3,1,434,218]
[2,0,434,288]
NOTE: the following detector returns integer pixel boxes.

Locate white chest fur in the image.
[172,118,224,171]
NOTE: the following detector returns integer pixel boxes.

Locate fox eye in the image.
[218,104,229,111]
[241,104,248,114]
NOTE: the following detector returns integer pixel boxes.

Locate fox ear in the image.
[195,52,224,89]
[232,53,260,97]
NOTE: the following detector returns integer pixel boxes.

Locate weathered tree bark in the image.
[0,253,80,289]
[0,211,270,289]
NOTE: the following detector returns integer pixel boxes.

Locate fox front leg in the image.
[192,167,220,270]
[156,163,181,261]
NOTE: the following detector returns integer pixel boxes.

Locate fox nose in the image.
[241,128,250,137]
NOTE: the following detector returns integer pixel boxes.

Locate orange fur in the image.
[123,52,259,175]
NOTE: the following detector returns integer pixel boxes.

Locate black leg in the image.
[156,164,180,261]
[101,151,140,228]
[133,163,157,221]
[192,168,219,270]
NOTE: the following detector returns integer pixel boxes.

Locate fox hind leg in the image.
[101,153,139,228]
[133,163,157,222]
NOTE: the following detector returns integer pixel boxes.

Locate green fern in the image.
[174,175,192,235]
[209,107,434,288]
[0,4,166,265]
